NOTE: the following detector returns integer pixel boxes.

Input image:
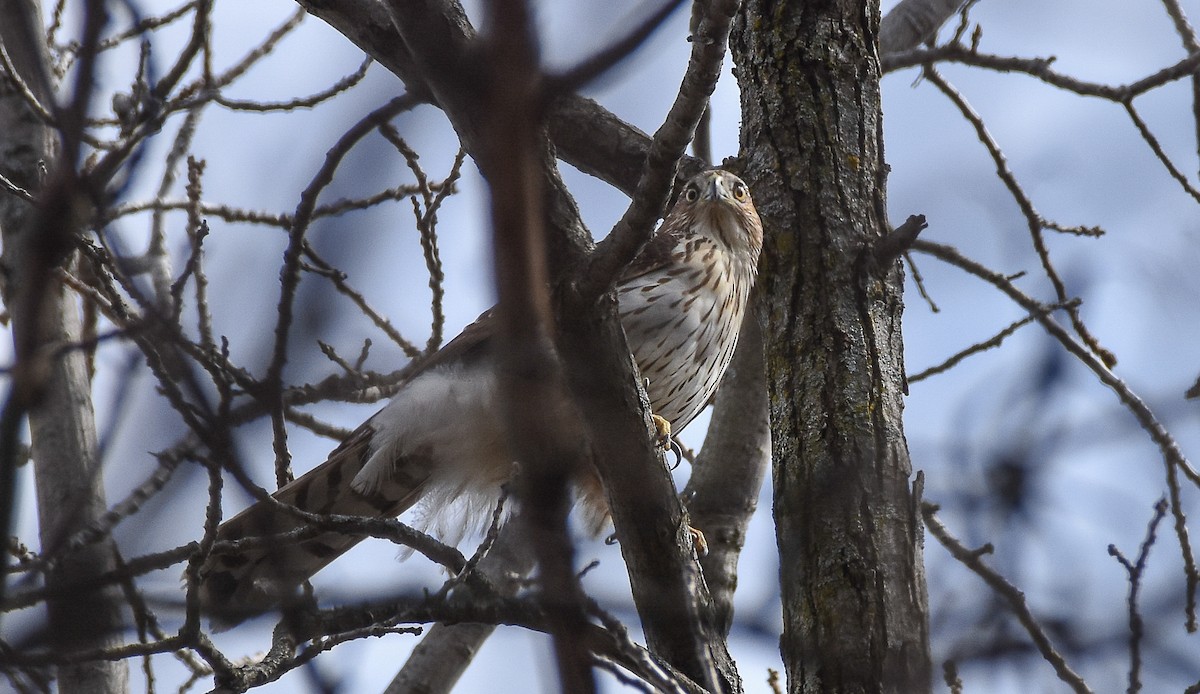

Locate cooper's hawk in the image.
[198,170,763,615]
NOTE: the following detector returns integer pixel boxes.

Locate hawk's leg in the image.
[605,526,709,557]
[651,413,672,449]
[651,413,686,468]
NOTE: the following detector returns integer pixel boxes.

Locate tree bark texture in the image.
[732,1,931,692]
[0,2,129,693]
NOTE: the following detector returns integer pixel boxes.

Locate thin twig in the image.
[886,43,1200,101]
[923,503,1093,693]
[1108,498,1169,694]
[263,95,419,487]
[1122,98,1200,204]
[909,299,1079,383]
[924,66,1115,368]
[214,57,372,112]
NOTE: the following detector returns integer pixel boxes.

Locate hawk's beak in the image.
[702,175,722,202]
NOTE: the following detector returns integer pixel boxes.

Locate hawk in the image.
[198,170,763,615]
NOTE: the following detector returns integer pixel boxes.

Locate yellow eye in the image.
[732,182,748,201]
[684,186,700,202]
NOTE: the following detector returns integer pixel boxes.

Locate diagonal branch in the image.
[547,0,688,96]
[915,238,1200,630]
[923,503,1093,694]
[577,0,739,301]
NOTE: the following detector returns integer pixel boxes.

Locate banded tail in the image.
[197,423,430,617]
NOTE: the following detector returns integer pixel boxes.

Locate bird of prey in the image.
[198,169,763,616]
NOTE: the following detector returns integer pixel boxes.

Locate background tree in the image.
[2,0,1200,693]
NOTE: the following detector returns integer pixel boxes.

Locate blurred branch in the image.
[915,238,1200,631]
[547,0,687,95]
[0,2,130,692]
[374,5,740,688]
[296,0,705,196]
[477,0,596,689]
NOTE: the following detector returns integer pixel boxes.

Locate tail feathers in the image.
[197,425,428,618]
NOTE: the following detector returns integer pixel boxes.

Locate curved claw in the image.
[650,414,684,468]
[668,437,684,469]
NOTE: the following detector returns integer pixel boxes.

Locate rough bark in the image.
[733,1,932,692]
[0,1,129,692]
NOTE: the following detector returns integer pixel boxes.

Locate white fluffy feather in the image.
[351,362,513,548]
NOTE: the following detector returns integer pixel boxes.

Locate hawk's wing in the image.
[617,217,687,284]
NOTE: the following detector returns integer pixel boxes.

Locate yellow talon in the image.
[651,414,672,449]
[688,526,709,557]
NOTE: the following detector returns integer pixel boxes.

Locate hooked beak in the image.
[701,173,724,202]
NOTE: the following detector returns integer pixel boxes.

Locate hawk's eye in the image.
[684,186,700,202]
[732,182,748,201]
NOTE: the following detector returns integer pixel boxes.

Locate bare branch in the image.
[263,94,419,487]
[908,299,1079,383]
[1122,99,1200,204]
[215,57,372,112]
[1108,498,1169,694]
[383,522,533,694]
[915,238,1200,630]
[885,43,1200,101]
[924,66,1115,368]
[1156,0,1200,172]
[923,504,1093,694]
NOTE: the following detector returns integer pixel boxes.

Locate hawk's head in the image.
[675,170,763,263]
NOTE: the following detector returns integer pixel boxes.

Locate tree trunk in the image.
[0,2,129,692]
[732,1,932,692]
